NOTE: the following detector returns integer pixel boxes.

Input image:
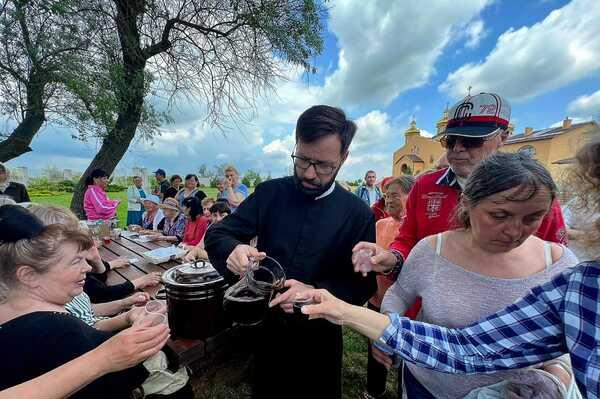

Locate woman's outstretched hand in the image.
[298,289,350,325]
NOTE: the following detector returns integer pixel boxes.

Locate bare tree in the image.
[71,0,324,217]
[0,0,91,161]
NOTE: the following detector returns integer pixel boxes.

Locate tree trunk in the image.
[70,98,144,218]
[70,0,146,218]
[0,77,46,162]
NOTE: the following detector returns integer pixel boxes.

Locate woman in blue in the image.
[301,143,600,399]
[126,176,148,226]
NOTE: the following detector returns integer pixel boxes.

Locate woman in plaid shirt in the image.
[301,142,600,399]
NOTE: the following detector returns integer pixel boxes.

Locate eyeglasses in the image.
[291,155,338,176]
[440,130,501,150]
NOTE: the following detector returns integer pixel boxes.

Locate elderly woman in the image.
[83,169,119,222]
[299,152,592,398]
[175,174,207,207]
[29,205,160,331]
[0,205,192,398]
[126,176,148,226]
[131,194,164,233]
[149,197,185,243]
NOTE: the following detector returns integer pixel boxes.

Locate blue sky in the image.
[5,0,600,181]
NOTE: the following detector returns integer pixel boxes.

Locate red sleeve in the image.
[187,217,210,246]
[389,181,420,260]
[536,199,568,245]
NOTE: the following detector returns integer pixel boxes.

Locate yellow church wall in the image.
[502,125,597,183]
[392,134,444,176]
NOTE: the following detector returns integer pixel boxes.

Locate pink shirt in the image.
[84,185,119,221]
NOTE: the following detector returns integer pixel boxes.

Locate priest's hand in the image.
[269,279,314,313]
[226,244,266,276]
[352,242,397,274]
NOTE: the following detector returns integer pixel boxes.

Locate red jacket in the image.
[389,168,568,259]
[182,216,210,246]
[389,168,567,320]
[371,198,388,222]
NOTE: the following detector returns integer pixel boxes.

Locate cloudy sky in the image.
[5,0,600,181]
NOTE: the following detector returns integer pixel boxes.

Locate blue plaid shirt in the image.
[379,261,600,399]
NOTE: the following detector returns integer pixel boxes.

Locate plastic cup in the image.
[356,249,374,273]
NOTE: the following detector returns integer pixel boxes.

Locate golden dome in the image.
[405,119,420,137]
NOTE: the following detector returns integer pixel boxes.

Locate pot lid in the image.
[162,260,225,287]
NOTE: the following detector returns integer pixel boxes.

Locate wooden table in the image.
[98,234,225,369]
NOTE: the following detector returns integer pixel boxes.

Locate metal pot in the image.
[161,260,230,340]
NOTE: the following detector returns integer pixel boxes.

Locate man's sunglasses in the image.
[439,131,501,150]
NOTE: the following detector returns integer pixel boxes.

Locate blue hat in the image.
[153,168,166,177]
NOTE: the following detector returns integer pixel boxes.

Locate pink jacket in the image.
[84,185,119,221]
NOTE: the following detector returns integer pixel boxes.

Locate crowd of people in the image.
[1,95,599,399]
[80,164,245,253]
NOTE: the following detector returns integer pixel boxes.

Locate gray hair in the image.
[385,176,415,194]
[29,205,80,228]
[456,152,557,228]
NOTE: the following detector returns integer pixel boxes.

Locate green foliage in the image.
[241,175,252,188]
[242,169,261,187]
[106,183,126,192]
[56,179,75,192]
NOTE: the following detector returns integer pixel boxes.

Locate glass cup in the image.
[134,312,167,327]
[293,294,314,318]
[145,299,167,314]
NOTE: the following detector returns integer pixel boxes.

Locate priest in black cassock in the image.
[204,105,377,398]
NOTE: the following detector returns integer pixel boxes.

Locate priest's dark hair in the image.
[295,105,357,154]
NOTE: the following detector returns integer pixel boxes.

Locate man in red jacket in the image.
[354,92,567,283]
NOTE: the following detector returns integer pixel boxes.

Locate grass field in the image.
[30,188,222,226]
[30,190,399,398]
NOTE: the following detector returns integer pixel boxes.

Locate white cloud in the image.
[323,0,491,108]
[568,90,600,117]
[352,110,393,150]
[440,0,600,101]
[465,19,486,49]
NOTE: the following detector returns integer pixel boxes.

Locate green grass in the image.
[29,191,398,398]
[190,328,398,399]
[30,187,223,226]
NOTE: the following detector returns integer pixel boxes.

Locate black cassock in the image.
[205,176,377,399]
